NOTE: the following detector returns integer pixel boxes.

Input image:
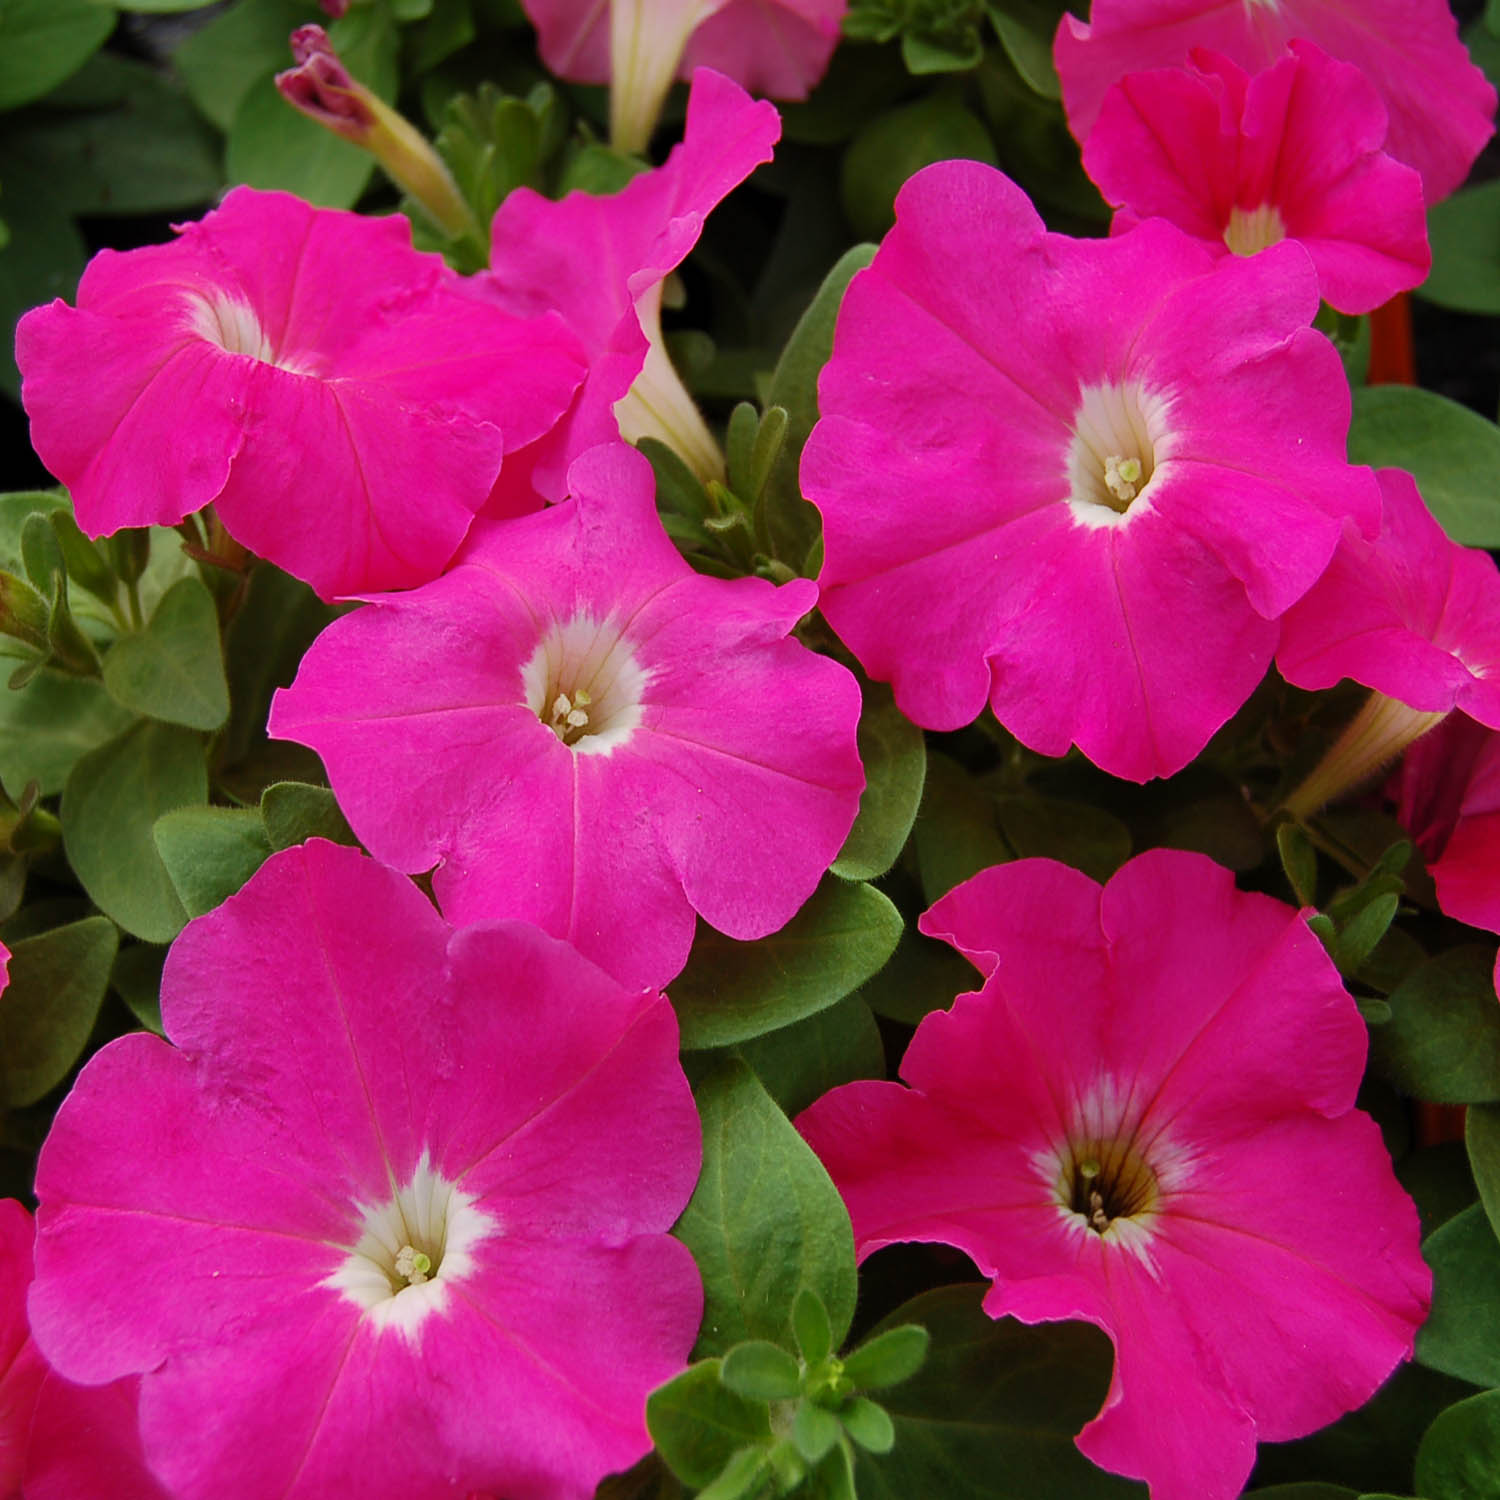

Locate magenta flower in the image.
[1,1196,46,1497]
[476,68,778,508]
[27,840,703,1500]
[1084,43,1428,314]
[1279,468,1500,725]
[802,160,1377,782]
[1055,0,1496,203]
[270,443,864,991]
[519,0,841,151]
[24,1375,169,1500]
[17,187,586,599]
[797,850,1430,1500]
[1399,714,1500,938]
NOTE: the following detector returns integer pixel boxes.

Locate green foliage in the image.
[61,720,208,942]
[102,576,230,732]
[0,915,117,1106]
[674,1057,857,1357]
[0,0,114,113]
[1417,1204,1500,1388]
[670,875,901,1050]
[1347,386,1500,548]
[0,669,132,798]
[1371,946,1500,1104]
[734,994,885,1117]
[1421,179,1500,317]
[1415,1388,1500,1499]
[153,806,271,919]
[260,781,358,852]
[853,1284,1143,1498]
[1467,1104,1500,1242]
[833,679,926,882]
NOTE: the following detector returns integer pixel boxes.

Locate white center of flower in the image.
[326,1153,496,1338]
[1030,1076,1198,1264]
[1223,202,1288,257]
[183,290,314,374]
[521,614,648,756]
[1065,381,1172,529]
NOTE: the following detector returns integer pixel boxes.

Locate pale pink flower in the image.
[1,1195,46,1497]
[27,840,702,1500]
[1055,0,1496,203]
[797,850,1431,1500]
[1279,468,1500,726]
[475,68,778,510]
[269,443,864,991]
[17,187,585,599]
[519,0,842,151]
[802,159,1378,783]
[1084,43,1428,314]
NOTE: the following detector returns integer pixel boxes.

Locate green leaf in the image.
[792,1400,843,1463]
[852,1284,1142,1499]
[0,0,114,111]
[695,1445,772,1500]
[2,54,219,215]
[832,679,925,881]
[1348,386,1500,548]
[0,668,133,796]
[720,1341,803,1401]
[1417,1204,1500,1388]
[647,1360,772,1488]
[858,905,977,1024]
[260,781,358,852]
[675,1058,857,1357]
[61,720,208,942]
[1398,1142,1479,1239]
[1245,1488,1360,1499]
[1277,821,1319,907]
[842,1324,930,1391]
[987,3,1062,99]
[1415,1387,1500,1499]
[793,1288,833,1366]
[915,752,1011,903]
[1468,1104,1500,1243]
[736,994,884,1118]
[111,942,165,1035]
[756,244,877,569]
[670,876,902,1049]
[992,791,1132,885]
[839,1396,894,1454]
[102,576,229,732]
[172,0,312,130]
[0,915,117,1107]
[1371,946,1500,1103]
[1420,180,1500,316]
[153,806,271,919]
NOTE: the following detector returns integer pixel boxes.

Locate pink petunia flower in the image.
[797,850,1430,1500]
[474,68,778,510]
[1084,43,1429,314]
[1,1195,46,1498]
[1398,713,1500,938]
[519,0,842,151]
[23,1375,170,1500]
[26,840,703,1500]
[16,187,586,600]
[269,443,864,991]
[802,159,1378,783]
[1055,0,1496,204]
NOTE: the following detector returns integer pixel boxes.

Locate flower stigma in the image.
[1066,381,1171,527]
[522,615,648,755]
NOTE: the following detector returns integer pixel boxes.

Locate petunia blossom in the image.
[1055,0,1496,204]
[474,68,778,510]
[1398,713,1500,939]
[17,187,586,600]
[1084,43,1428,314]
[802,159,1378,783]
[1279,468,1500,723]
[519,0,842,151]
[269,442,864,991]
[1,1194,46,1498]
[797,850,1430,1500]
[27,839,702,1500]
[23,1375,170,1500]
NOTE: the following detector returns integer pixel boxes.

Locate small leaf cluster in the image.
[650,1292,928,1499]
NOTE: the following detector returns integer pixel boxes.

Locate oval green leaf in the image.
[153,806,271,919]
[102,575,230,732]
[1415,1387,1500,1500]
[1372,946,1500,1104]
[832,679,925,882]
[1417,1203,1500,1388]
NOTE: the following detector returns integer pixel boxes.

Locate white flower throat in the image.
[522,614,648,755]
